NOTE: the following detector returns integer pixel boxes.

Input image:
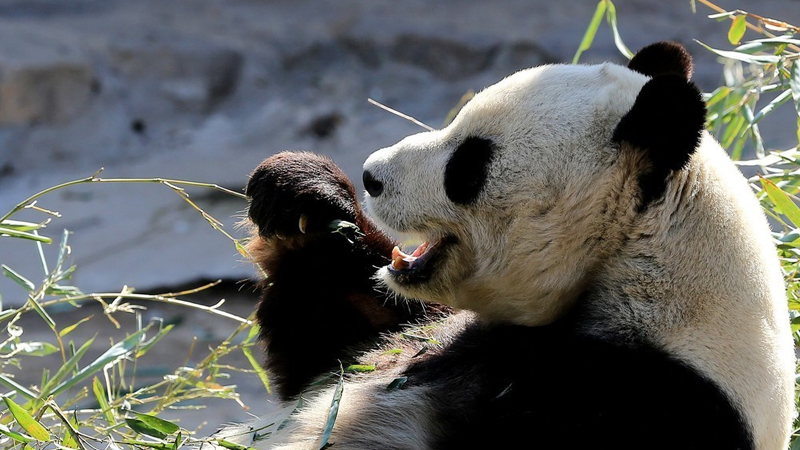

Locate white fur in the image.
[363,63,794,449]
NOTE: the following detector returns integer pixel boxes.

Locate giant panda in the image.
[224,42,795,450]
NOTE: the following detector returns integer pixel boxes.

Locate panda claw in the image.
[299,214,309,234]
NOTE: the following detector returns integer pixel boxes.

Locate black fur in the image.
[444,136,496,205]
[628,41,693,80]
[362,170,384,197]
[247,152,360,238]
[404,319,753,450]
[246,152,446,398]
[612,75,706,208]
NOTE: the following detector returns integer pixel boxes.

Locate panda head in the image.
[363,42,706,325]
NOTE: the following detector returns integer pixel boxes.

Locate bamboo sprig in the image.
[0,169,247,225]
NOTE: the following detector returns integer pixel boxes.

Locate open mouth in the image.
[386,236,455,284]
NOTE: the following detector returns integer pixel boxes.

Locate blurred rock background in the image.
[1,0,799,432]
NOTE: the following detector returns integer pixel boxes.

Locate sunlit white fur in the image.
[363,63,794,449]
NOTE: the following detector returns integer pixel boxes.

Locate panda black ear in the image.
[612,75,706,207]
[628,42,693,80]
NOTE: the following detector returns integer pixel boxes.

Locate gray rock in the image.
[0,61,95,126]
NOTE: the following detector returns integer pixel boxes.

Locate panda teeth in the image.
[390,242,430,271]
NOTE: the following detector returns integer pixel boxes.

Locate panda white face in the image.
[363,63,650,324]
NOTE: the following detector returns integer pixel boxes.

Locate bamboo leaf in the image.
[696,40,781,65]
[0,423,33,443]
[0,227,52,243]
[242,346,271,394]
[40,337,94,398]
[0,341,59,357]
[59,315,93,338]
[761,176,800,227]
[0,374,37,400]
[0,220,45,232]
[572,0,607,64]
[49,326,151,397]
[1,265,34,292]
[318,374,344,450]
[92,376,116,426]
[215,439,254,450]
[121,440,174,450]
[134,324,173,358]
[790,62,800,118]
[386,377,408,391]
[2,396,50,441]
[344,364,376,373]
[752,90,793,124]
[728,15,747,45]
[26,293,56,330]
[125,418,167,439]
[46,284,82,296]
[130,411,179,435]
[605,1,632,58]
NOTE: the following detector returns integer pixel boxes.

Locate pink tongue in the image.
[391,242,429,270]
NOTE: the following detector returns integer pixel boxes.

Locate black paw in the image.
[246,152,360,239]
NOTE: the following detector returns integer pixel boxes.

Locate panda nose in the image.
[363,170,384,197]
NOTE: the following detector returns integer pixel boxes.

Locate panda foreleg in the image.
[244,151,443,399]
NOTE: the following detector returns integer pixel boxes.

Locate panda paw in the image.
[245,151,361,241]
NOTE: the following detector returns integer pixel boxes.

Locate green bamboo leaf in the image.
[125,418,168,439]
[737,36,800,53]
[92,376,116,426]
[122,440,174,450]
[0,220,45,232]
[345,364,376,373]
[0,374,36,400]
[696,40,780,65]
[61,411,81,449]
[0,341,59,357]
[40,337,94,397]
[0,227,52,243]
[26,293,56,331]
[130,411,179,435]
[791,433,800,450]
[1,265,35,292]
[728,15,747,45]
[386,376,408,391]
[605,1,632,58]
[49,326,151,397]
[245,323,260,343]
[708,11,737,20]
[790,62,800,118]
[318,374,344,450]
[54,229,71,275]
[572,0,607,64]
[171,432,182,450]
[751,90,793,124]
[215,439,254,450]
[2,396,50,441]
[46,284,82,296]
[705,86,730,108]
[59,316,93,338]
[761,176,800,227]
[134,324,173,358]
[0,423,33,443]
[242,346,271,394]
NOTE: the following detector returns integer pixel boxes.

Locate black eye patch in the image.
[444,136,496,205]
